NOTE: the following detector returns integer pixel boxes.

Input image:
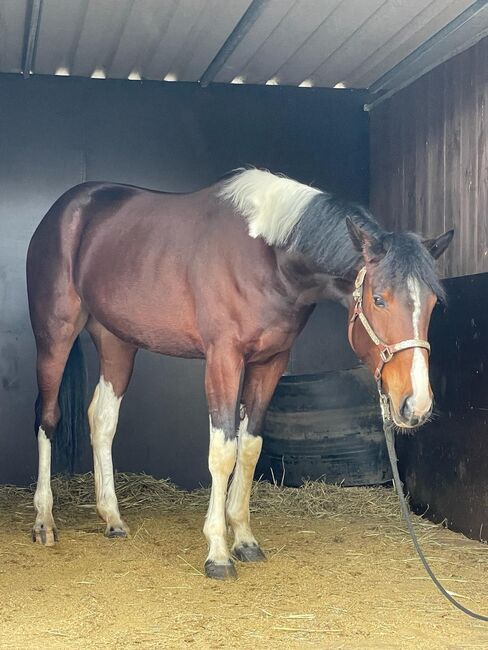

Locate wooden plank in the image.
[401,84,418,233]
[369,102,389,225]
[388,91,403,233]
[425,58,445,266]
[460,46,477,279]
[370,37,488,278]
[475,38,488,273]
[443,52,461,278]
[414,74,428,244]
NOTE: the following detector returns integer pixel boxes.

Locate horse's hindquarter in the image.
[74,186,304,360]
[75,188,208,356]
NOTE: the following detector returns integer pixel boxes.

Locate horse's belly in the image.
[83,293,205,358]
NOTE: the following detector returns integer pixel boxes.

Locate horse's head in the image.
[346,219,453,429]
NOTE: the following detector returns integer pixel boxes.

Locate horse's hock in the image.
[259,366,391,487]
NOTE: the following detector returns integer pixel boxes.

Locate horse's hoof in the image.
[232,542,266,563]
[204,559,238,581]
[32,525,58,546]
[105,525,128,539]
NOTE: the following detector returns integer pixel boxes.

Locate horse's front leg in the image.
[227,351,290,562]
[203,345,243,580]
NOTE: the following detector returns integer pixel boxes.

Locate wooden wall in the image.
[370,37,488,278]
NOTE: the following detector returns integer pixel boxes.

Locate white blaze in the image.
[407,277,432,415]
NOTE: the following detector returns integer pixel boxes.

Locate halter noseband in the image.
[348,266,431,412]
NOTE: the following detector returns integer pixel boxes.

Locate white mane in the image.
[217,169,320,245]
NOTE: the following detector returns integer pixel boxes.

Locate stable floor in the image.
[0,475,487,649]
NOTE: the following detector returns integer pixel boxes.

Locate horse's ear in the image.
[346,217,387,262]
[422,229,454,259]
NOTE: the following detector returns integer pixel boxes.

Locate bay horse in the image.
[27,169,453,580]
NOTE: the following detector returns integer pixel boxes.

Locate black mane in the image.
[286,192,445,300]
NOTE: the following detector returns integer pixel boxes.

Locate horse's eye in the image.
[373,295,386,308]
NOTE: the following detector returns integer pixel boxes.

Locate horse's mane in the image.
[218,169,444,299]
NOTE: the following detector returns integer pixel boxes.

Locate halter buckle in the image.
[380,347,394,363]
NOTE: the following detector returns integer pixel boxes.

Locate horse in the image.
[26,168,453,580]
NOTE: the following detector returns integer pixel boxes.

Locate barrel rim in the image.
[281,364,365,384]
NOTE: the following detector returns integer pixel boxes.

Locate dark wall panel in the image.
[370,36,488,278]
[0,75,367,488]
[398,273,488,542]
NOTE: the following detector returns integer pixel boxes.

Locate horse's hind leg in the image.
[87,320,137,538]
[203,344,243,580]
[227,351,289,562]
[33,317,85,545]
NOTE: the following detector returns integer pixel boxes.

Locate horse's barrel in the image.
[258,366,391,487]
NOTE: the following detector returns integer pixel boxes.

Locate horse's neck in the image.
[275,248,355,308]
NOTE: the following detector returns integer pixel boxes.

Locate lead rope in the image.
[380,391,488,621]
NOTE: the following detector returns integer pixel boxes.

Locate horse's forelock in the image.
[373,232,445,302]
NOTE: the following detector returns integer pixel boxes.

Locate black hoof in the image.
[106,526,128,539]
[232,543,267,563]
[204,559,238,581]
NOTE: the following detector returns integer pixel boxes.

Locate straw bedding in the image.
[0,473,487,649]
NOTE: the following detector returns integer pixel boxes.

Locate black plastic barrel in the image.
[258,365,391,487]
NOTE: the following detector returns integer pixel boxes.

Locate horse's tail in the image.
[36,337,88,474]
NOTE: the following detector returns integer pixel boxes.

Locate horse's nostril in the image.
[400,395,413,420]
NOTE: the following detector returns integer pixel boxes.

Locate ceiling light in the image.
[265,77,279,86]
[55,66,70,76]
[91,68,106,79]
[128,70,141,81]
[299,79,313,88]
[334,82,346,88]
[163,72,178,82]
[231,76,245,84]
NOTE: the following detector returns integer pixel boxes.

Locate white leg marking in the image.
[88,377,126,534]
[33,427,56,543]
[227,414,262,549]
[407,277,432,415]
[204,418,237,564]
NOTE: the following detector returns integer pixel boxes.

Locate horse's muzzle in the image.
[391,394,433,429]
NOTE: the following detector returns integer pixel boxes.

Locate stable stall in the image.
[0,1,487,647]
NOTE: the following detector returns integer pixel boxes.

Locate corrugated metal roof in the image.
[0,0,486,91]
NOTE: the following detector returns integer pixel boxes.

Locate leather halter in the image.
[348,266,431,397]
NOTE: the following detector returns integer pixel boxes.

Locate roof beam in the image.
[22,0,43,78]
[368,0,488,96]
[199,0,270,88]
